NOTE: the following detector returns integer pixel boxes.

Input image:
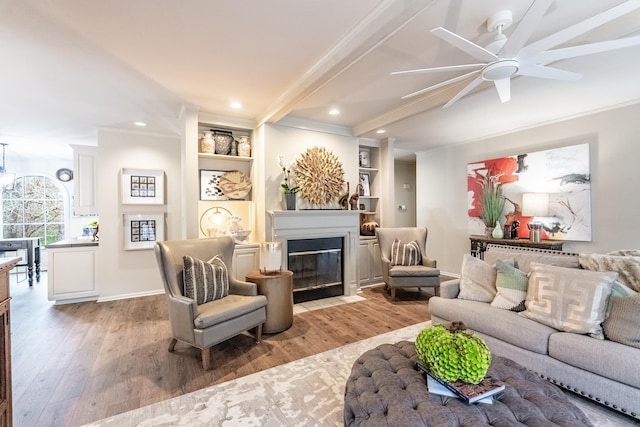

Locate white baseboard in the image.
[97,289,164,303]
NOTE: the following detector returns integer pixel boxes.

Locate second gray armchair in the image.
[375,227,440,301]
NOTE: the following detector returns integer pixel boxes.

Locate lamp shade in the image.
[522,193,549,217]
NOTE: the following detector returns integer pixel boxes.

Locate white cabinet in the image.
[71,145,98,215]
[358,237,383,287]
[48,244,98,304]
[233,244,259,280]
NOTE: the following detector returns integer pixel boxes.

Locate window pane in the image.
[2,224,23,238]
[3,199,24,223]
[46,199,64,222]
[24,200,45,223]
[45,224,64,245]
[2,177,24,200]
[25,224,45,238]
[24,176,44,200]
[45,179,63,199]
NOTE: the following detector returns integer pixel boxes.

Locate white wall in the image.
[394,160,416,227]
[261,123,359,239]
[95,128,181,300]
[417,102,640,276]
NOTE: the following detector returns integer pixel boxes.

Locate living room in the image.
[2,1,640,426]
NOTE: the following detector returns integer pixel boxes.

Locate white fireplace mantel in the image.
[267,210,360,296]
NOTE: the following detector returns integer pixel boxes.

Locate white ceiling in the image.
[2,0,640,161]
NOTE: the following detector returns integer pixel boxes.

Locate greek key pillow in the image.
[390,239,422,266]
[520,262,617,338]
[183,255,229,305]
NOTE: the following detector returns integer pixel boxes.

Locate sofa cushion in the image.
[520,263,616,338]
[390,238,422,266]
[194,294,266,329]
[183,255,229,305]
[491,260,529,312]
[457,254,498,303]
[603,293,640,348]
[549,332,640,389]
[484,245,580,273]
[429,297,555,354]
[579,253,640,292]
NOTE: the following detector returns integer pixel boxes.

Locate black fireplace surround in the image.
[287,237,344,303]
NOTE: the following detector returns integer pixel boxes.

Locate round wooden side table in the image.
[246,270,294,334]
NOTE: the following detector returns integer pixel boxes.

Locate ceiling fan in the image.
[392,0,640,108]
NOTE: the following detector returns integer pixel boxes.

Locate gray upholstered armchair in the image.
[375,227,440,301]
[154,236,267,370]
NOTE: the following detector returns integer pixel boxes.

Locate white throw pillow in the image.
[458,254,499,303]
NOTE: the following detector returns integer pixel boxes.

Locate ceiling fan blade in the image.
[493,78,511,103]
[443,75,484,108]
[401,70,481,99]
[533,35,640,64]
[501,0,554,58]
[517,64,582,81]
[391,63,484,76]
[519,0,640,59]
[431,27,498,62]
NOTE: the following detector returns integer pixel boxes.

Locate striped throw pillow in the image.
[183,255,229,305]
[390,239,422,266]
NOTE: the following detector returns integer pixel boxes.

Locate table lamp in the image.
[522,193,549,243]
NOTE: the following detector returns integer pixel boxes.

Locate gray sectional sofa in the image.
[429,244,640,419]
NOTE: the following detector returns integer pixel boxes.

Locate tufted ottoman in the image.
[344,341,592,426]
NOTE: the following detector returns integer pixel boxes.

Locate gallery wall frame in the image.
[120,168,165,205]
[123,213,164,251]
[359,173,371,197]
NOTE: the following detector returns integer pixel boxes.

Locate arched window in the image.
[2,175,65,245]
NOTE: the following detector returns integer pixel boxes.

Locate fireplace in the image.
[268,210,359,302]
[287,237,344,303]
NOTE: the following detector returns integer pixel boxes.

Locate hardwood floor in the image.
[9,273,445,427]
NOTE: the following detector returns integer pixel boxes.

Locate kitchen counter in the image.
[46,238,99,249]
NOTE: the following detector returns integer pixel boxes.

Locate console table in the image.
[0,238,41,286]
[469,235,563,260]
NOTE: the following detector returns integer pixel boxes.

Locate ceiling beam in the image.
[257,0,436,127]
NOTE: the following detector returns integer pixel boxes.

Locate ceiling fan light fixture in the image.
[482,59,519,81]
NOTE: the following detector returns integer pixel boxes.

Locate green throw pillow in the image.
[183,255,229,305]
[490,260,529,312]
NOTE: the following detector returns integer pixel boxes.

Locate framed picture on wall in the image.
[123,213,164,250]
[359,173,371,197]
[200,170,229,200]
[120,168,165,205]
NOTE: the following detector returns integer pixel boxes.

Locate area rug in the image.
[84,322,639,427]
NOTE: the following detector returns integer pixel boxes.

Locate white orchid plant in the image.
[277,154,299,194]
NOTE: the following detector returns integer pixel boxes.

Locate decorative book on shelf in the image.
[416,361,506,404]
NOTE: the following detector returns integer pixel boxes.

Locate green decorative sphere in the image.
[415,322,491,384]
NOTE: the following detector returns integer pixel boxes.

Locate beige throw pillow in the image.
[603,293,640,348]
[520,262,617,338]
[579,253,640,292]
[458,254,498,303]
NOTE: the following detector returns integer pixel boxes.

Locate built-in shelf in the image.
[359,167,378,172]
[198,153,253,163]
[359,196,379,200]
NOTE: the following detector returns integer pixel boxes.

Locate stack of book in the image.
[416,361,506,405]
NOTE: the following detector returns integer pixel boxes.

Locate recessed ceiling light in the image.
[133,121,147,127]
[329,108,340,116]
[376,129,386,134]
[230,102,242,109]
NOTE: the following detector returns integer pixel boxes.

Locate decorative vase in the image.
[213,131,233,155]
[237,136,251,157]
[285,192,296,210]
[229,138,238,156]
[199,132,215,154]
[360,213,379,236]
[484,226,494,238]
[492,220,504,238]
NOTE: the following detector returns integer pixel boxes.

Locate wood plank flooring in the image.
[9,273,446,427]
